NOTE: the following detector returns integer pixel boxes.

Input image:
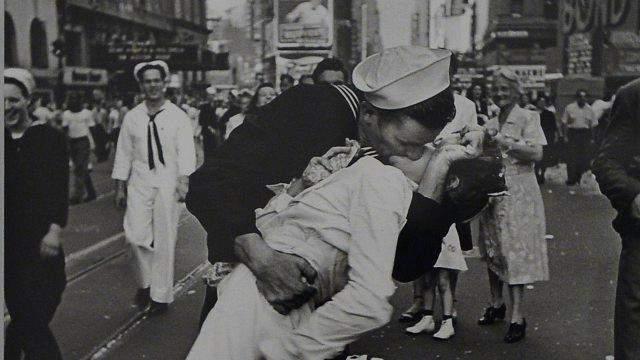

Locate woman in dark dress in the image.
[534,95,559,184]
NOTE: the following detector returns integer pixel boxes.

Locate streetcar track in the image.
[65,213,193,285]
[83,262,210,360]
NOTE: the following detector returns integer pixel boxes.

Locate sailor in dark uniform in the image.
[186,48,486,327]
[5,68,69,360]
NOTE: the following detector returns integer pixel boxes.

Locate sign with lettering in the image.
[92,44,199,69]
[488,65,547,89]
[276,0,333,48]
[63,67,108,86]
[562,0,631,34]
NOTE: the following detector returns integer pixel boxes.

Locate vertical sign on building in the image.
[275,0,334,48]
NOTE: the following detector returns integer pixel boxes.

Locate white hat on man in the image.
[352,46,451,110]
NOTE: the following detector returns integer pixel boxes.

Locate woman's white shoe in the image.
[405,315,435,334]
[433,319,455,340]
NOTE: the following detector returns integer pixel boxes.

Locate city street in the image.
[49,161,620,360]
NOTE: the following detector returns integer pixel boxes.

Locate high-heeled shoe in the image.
[478,303,506,325]
[504,318,526,343]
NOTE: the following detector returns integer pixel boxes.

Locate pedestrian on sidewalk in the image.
[111,60,196,315]
[198,87,221,158]
[477,68,549,343]
[592,77,640,360]
[63,92,98,204]
[5,68,69,360]
[534,95,559,184]
[561,89,597,186]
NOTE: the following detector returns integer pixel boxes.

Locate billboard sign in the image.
[276,0,333,48]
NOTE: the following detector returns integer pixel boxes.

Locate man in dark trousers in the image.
[4,68,69,359]
[199,86,221,157]
[593,78,640,360]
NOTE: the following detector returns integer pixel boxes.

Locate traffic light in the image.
[52,38,66,57]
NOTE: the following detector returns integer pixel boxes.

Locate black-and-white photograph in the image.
[3,0,640,359]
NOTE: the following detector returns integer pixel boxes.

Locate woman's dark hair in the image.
[312,58,349,84]
[374,87,456,130]
[248,82,275,114]
[66,92,85,113]
[466,82,486,101]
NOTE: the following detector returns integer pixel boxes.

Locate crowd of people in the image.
[4,44,639,360]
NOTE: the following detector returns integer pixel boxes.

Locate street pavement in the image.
[49,160,621,360]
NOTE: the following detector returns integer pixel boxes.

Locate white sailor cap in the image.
[352,46,451,110]
[133,60,170,82]
[4,68,36,96]
[206,86,217,95]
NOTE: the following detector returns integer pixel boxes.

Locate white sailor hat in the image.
[352,46,451,110]
[133,60,170,82]
[4,68,36,96]
[206,86,217,95]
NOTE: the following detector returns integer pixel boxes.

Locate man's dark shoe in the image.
[146,300,169,316]
[134,287,150,309]
[478,303,506,325]
[504,318,527,343]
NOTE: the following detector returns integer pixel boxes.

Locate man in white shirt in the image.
[561,89,597,185]
[112,60,196,314]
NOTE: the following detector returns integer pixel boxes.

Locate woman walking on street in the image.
[477,68,549,343]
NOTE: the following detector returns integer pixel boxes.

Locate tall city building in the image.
[6,0,212,97]
[558,0,640,106]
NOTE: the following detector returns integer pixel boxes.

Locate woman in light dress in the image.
[476,68,549,343]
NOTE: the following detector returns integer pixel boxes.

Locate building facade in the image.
[558,0,640,107]
[5,0,61,96]
[7,0,211,99]
[65,0,210,94]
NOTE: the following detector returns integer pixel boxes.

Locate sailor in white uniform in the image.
[112,60,196,313]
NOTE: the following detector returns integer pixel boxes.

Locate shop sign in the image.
[491,30,529,39]
[276,0,333,48]
[562,0,631,34]
[92,44,199,68]
[63,67,108,86]
[489,65,547,88]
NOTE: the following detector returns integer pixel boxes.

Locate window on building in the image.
[30,19,49,68]
[5,12,17,67]
[511,0,524,16]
